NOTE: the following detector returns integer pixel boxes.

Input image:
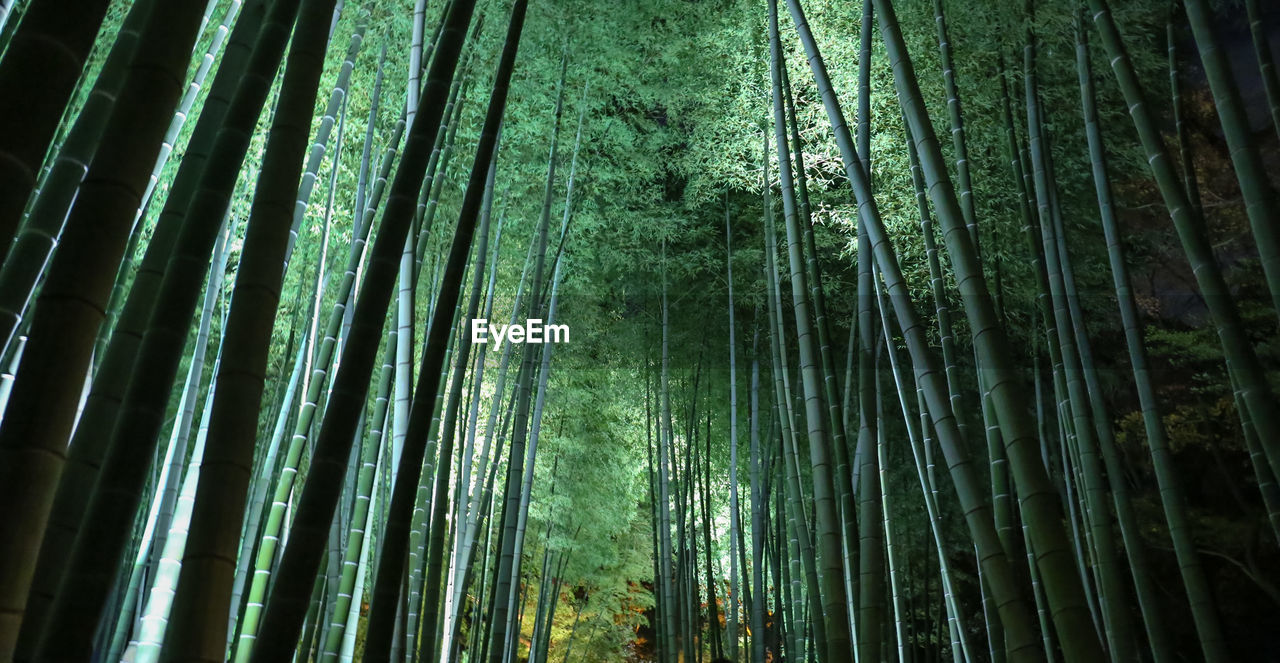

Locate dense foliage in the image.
[0,0,1277,661]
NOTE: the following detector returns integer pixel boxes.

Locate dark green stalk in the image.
[725,191,742,663]
[872,1,1102,655]
[157,5,361,663]
[767,2,851,657]
[415,73,512,661]
[223,0,476,656]
[762,129,828,661]
[282,16,370,267]
[749,327,766,663]
[0,0,154,356]
[19,4,271,642]
[360,5,520,659]
[1080,14,1229,659]
[903,118,969,468]
[930,0,978,255]
[1244,0,1280,145]
[1168,9,1201,218]
[40,0,313,654]
[0,2,209,655]
[1025,11,1134,658]
[784,1,1051,659]
[318,325,397,661]
[485,48,566,663]
[1181,0,1280,320]
[0,0,111,251]
[1070,18,1181,661]
[1088,0,1280,481]
[781,55,859,638]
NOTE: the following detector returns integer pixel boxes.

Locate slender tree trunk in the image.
[15,4,272,647]
[318,317,397,661]
[767,3,851,659]
[0,0,155,355]
[0,2,209,655]
[132,349,220,663]
[415,65,515,662]
[1088,0,1280,480]
[783,2,1052,660]
[0,0,112,251]
[763,139,827,663]
[749,325,766,663]
[36,0,313,656]
[1181,0,1280,320]
[119,214,234,662]
[364,9,524,663]
[1244,0,1280,145]
[1078,15,1230,660]
[872,2,1102,657]
[486,49,567,663]
[443,208,508,652]
[725,193,742,663]
[930,0,978,255]
[231,0,477,657]
[1025,12,1135,658]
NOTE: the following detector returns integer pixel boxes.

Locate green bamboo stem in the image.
[1071,19,1193,661]
[0,334,24,423]
[162,5,367,662]
[441,212,505,656]
[0,0,17,50]
[0,2,211,655]
[875,351,907,663]
[403,340,451,659]
[227,301,308,647]
[930,0,978,255]
[1181,0,1280,321]
[230,111,402,658]
[339,359,395,663]
[318,325,397,661]
[762,121,828,662]
[773,426,804,663]
[1025,14,1135,657]
[998,59,1087,644]
[903,118,969,462]
[414,51,476,274]
[132,347,220,663]
[767,2,852,658]
[749,329,766,663]
[486,48,567,663]
[1168,11,1202,223]
[873,257,974,663]
[1088,0,1280,482]
[0,0,155,356]
[1027,321,1058,663]
[450,210,531,652]
[912,390,974,663]
[725,191,742,663]
[112,215,233,662]
[0,0,112,251]
[781,57,859,633]
[409,19,520,663]
[132,0,245,235]
[1244,0,1280,145]
[416,165,501,660]
[784,1,1050,659]
[877,0,1103,653]
[1231,368,1280,543]
[282,15,370,267]
[16,4,271,644]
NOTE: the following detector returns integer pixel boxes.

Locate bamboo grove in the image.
[0,0,1276,661]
